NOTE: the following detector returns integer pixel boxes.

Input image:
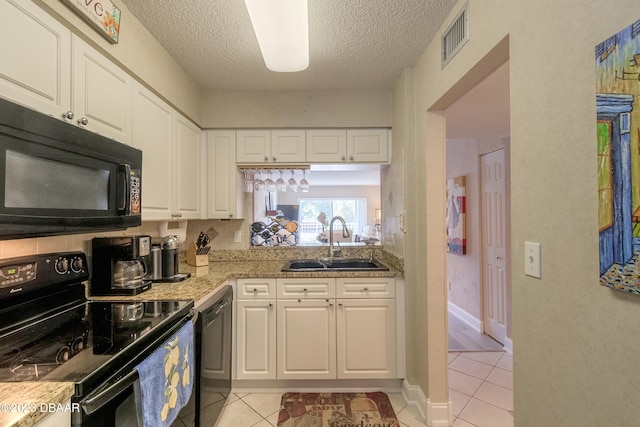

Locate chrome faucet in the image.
[328,216,351,258]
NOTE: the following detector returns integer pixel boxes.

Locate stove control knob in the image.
[71,257,84,273]
[55,257,70,274]
[56,346,71,363]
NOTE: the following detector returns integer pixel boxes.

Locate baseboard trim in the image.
[448,301,482,332]
[402,380,453,426]
[503,336,513,354]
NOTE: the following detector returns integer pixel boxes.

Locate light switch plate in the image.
[233,230,242,243]
[524,242,541,278]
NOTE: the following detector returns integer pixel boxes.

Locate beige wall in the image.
[33,0,201,123]
[397,0,640,424]
[200,90,392,128]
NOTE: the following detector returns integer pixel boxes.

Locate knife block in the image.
[186,241,209,267]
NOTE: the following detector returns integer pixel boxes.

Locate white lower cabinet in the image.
[235,277,398,382]
[277,299,336,379]
[235,279,276,380]
[336,298,396,379]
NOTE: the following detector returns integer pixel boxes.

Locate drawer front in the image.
[336,278,395,298]
[237,278,276,299]
[277,278,335,299]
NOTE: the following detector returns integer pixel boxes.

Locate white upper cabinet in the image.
[206,130,244,219]
[0,1,132,143]
[271,130,306,163]
[131,83,174,220]
[174,114,202,219]
[72,36,132,144]
[132,83,201,221]
[306,129,347,162]
[306,129,389,163]
[0,0,71,116]
[236,130,306,164]
[346,129,389,163]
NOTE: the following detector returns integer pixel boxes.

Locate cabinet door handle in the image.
[78,117,89,126]
[63,111,74,120]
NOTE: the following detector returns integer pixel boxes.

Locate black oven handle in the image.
[80,313,194,415]
[81,369,139,415]
[117,163,132,215]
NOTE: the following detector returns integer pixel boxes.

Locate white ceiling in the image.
[119,0,458,91]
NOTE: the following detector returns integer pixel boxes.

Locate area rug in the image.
[277,392,399,427]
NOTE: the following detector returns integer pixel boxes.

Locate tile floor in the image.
[449,351,513,427]
[214,351,512,427]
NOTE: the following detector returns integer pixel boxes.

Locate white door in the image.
[481,148,507,344]
[336,299,396,379]
[277,299,336,379]
[72,36,131,143]
[0,0,71,117]
[131,83,174,220]
[236,300,276,380]
[174,114,201,219]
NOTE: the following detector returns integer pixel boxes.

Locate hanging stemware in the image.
[287,170,298,192]
[265,170,277,192]
[243,169,254,193]
[299,169,309,192]
[254,169,265,191]
[276,170,287,192]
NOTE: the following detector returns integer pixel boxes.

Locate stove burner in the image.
[0,320,88,381]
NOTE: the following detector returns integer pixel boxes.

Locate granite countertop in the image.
[1,255,401,427]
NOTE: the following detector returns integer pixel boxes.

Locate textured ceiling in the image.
[119,0,458,91]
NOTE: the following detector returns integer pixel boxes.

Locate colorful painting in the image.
[446,176,466,255]
[63,0,121,44]
[597,19,640,294]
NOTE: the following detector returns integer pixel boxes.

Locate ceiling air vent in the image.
[441,2,469,68]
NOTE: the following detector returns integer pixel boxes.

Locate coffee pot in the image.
[91,235,152,296]
[113,260,146,289]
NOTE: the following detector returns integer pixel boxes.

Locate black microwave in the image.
[0,98,142,239]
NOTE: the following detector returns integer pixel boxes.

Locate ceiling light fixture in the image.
[244,0,309,72]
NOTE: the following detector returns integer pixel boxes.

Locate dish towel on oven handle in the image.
[135,320,194,427]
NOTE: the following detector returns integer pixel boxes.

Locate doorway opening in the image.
[444,61,511,352]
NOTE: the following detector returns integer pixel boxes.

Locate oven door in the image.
[72,315,195,427]
[74,370,192,427]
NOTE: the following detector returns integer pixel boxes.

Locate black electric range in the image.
[0,252,194,426]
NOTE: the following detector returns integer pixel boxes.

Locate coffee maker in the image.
[91,235,152,295]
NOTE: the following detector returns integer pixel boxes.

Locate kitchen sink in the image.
[281,258,389,272]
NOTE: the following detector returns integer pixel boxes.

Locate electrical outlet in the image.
[524,242,541,278]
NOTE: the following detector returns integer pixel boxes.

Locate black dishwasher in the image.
[190,286,233,426]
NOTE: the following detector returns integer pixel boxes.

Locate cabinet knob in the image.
[363,287,369,291]
[303,288,308,292]
[229,213,233,218]
[272,156,277,161]
[77,117,89,126]
[339,303,343,307]
[349,156,354,161]
[63,111,74,120]
[253,288,258,292]
[341,156,346,161]
[171,212,182,219]
[264,156,269,161]
[268,303,273,308]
